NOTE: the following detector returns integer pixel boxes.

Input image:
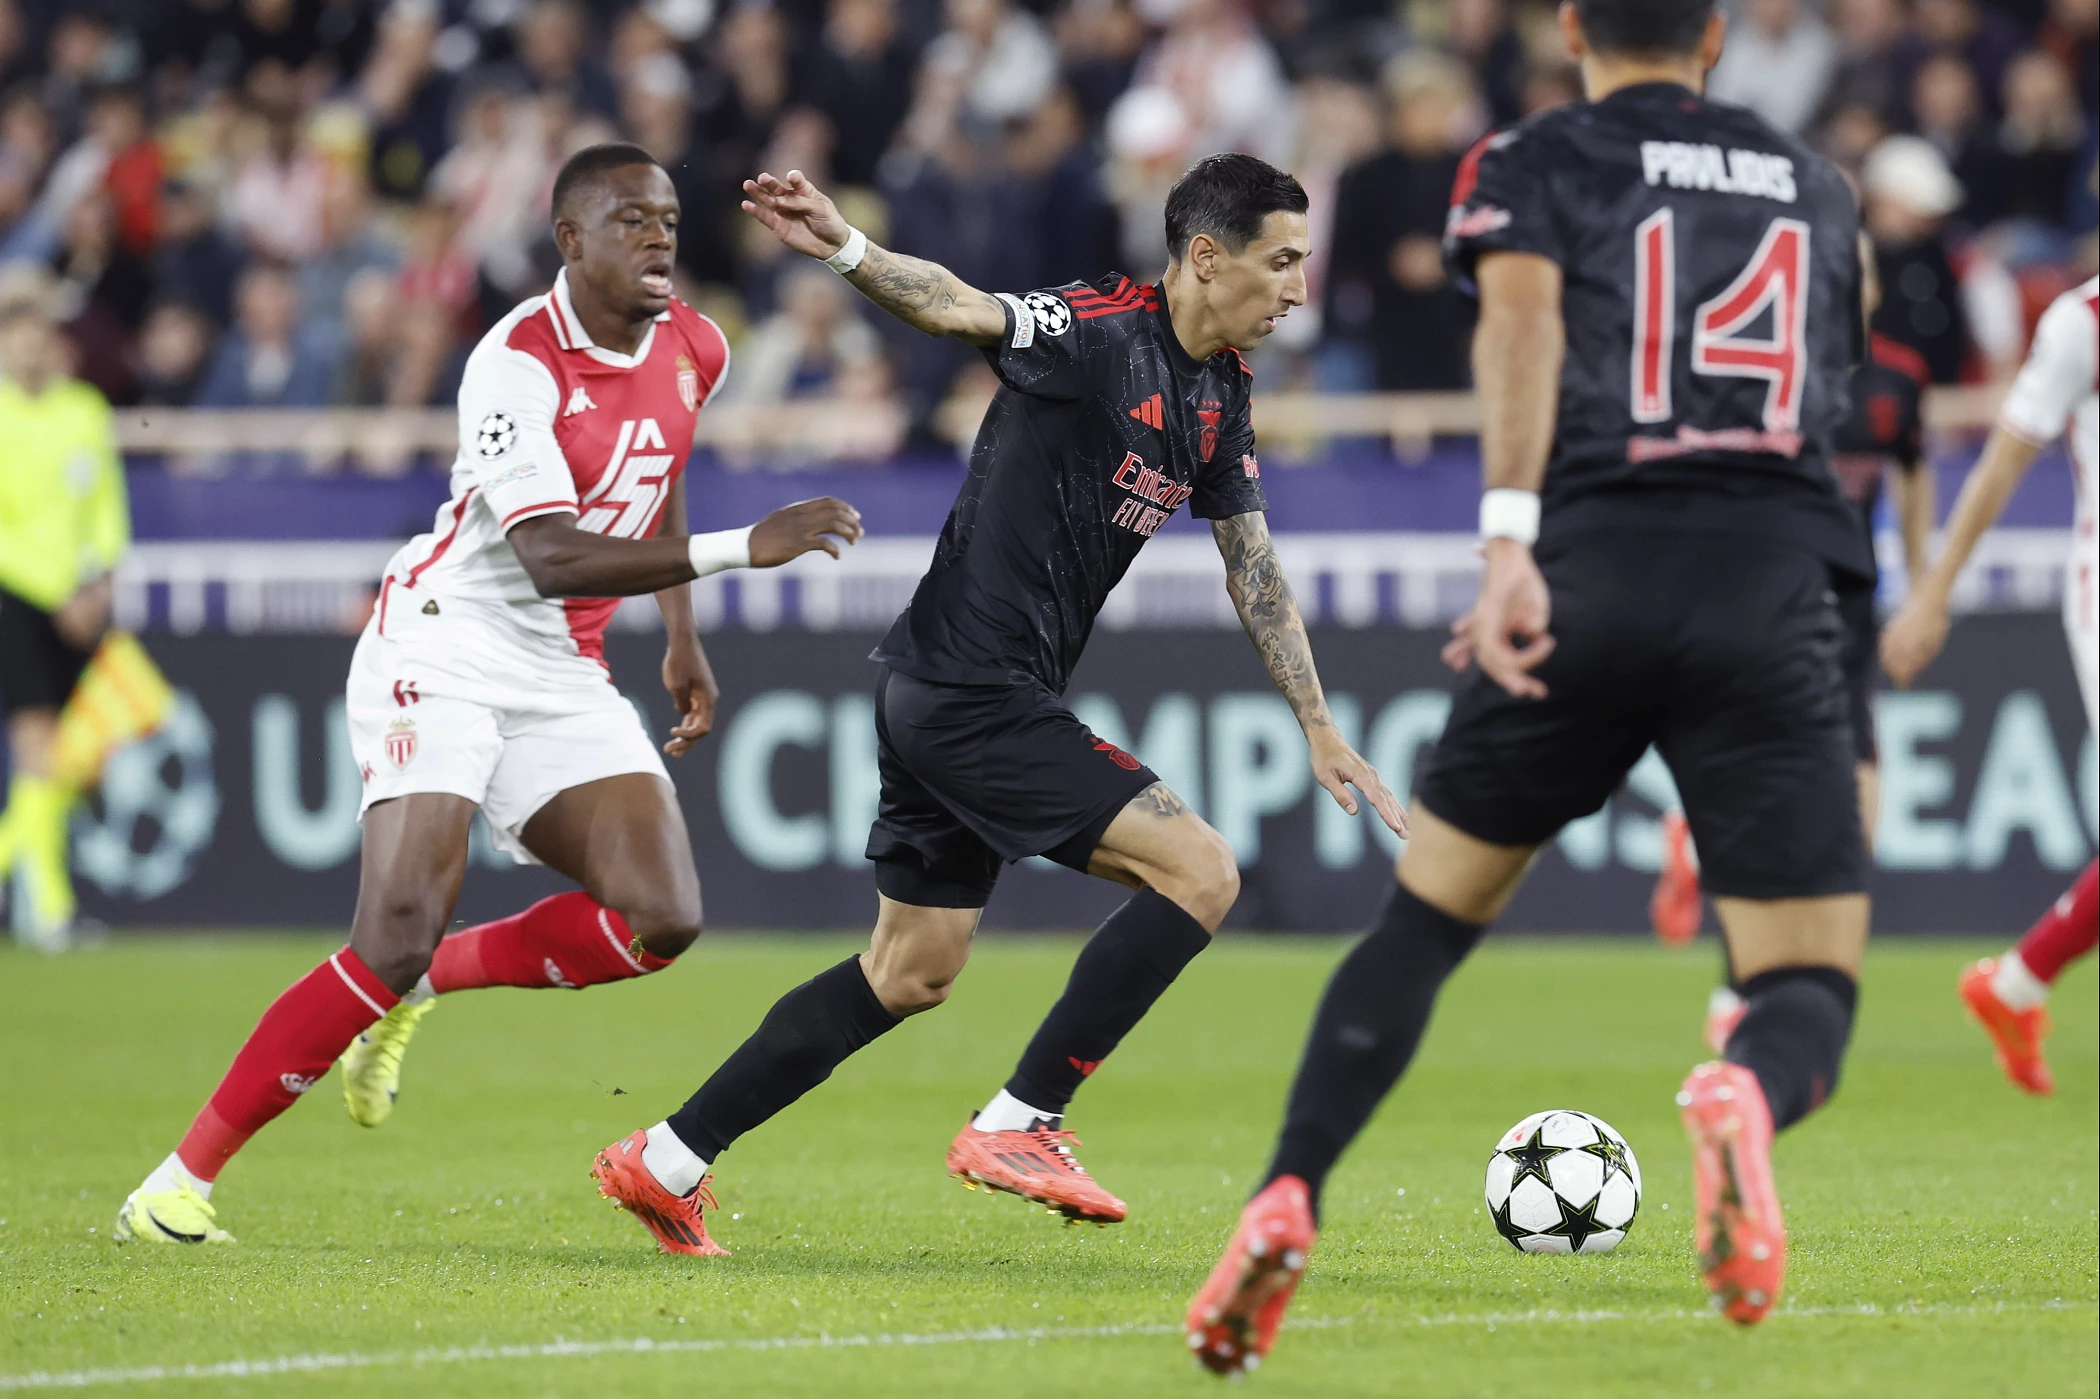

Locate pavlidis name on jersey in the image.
[1640,142,1797,203]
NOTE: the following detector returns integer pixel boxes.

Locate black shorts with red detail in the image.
[0,587,93,716]
[1415,532,1868,902]
[865,667,1160,909]
[1836,583,1879,765]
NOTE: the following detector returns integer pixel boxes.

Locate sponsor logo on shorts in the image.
[385,718,418,770]
[1092,737,1142,771]
[280,1072,318,1095]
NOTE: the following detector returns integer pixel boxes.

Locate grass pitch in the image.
[1,933,2092,1398]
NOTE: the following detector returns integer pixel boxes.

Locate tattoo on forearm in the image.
[1133,782,1191,819]
[1215,514,1332,731]
[846,246,995,335]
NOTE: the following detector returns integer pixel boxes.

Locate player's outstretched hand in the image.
[741,170,853,262]
[750,497,864,566]
[1472,538,1554,699]
[1309,728,1410,839]
[661,639,720,758]
[1880,591,1950,688]
[1440,609,1478,673]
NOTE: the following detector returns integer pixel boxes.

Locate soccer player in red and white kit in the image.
[114,144,862,1245]
[1884,278,2098,1097]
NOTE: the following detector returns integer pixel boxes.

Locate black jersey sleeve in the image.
[1190,353,1269,519]
[981,280,1136,401]
[1443,126,1564,280]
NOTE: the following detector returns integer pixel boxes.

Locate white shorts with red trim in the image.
[2067,543,2097,736]
[346,602,667,865]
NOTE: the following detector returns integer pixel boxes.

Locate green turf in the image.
[0,933,2092,1397]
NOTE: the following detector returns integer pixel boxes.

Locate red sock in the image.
[2015,860,2099,983]
[428,892,674,993]
[176,949,397,1182]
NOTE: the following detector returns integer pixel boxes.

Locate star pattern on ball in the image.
[1580,1131,1632,1187]
[1544,1192,1609,1252]
[1501,1126,1567,1195]
[1491,1194,1527,1251]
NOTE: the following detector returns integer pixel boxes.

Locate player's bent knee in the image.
[620,891,704,960]
[1152,823,1240,929]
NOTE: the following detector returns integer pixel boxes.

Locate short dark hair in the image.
[1572,0,1715,58]
[551,142,666,221]
[1162,154,1308,262]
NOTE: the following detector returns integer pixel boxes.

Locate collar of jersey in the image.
[1151,294,1207,378]
[1599,80,1700,109]
[547,268,671,368]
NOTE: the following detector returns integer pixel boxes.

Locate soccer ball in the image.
[1483,1109,1642,1254]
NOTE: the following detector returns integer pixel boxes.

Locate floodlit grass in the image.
[1,933,2092,1397]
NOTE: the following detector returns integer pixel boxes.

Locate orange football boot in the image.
[1185,1175,1316,1377]
[1651,809,1703,945]
[1678,1061,1785,1325]
[591,1129,730,1256]
[946,1116,1127,1223]
[1958,959,2054,1096]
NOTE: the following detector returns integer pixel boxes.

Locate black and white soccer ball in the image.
[1484,1109,1642,1254]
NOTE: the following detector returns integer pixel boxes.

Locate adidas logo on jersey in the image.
[564,385,598,417]
[1129,393,1164,429]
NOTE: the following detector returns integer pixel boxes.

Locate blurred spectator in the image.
[1325,53,1482,391]
[194,261,338,409]
[0,1,31,95]
[1278,75,1383,361]
[1708,0,1840,134]
[2036,0,2098,117]
[52,189,151,402]
[134,299,215,406]
[1993,50,2086,227]
[224,73,329,262]
[506,0,617,119]
[1006,85,1121,289]
[40,13,124,142]
[1825,0,1919,124]
[621,52,739,287]
[1441,0,1528,127]
[924,0,1059,131]
[796,0,916,187]
[299,169,400,347]
[1910,0,2028,119]
[0,84,54,235]
[1137,0,1295,166]
[692,1,794,189]
[151,178,245,328]
[722,263,885,404]
[1913,52,1998,220]
[1055,0,1148,129]
[395,197,476,322]
[1862,134,1971,382]
[432,81,554,307]
[362,0,456,201]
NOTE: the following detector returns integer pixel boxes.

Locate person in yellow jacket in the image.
[0,270,134,948]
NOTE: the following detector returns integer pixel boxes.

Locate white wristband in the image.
[823,226,868,274]
[1479,489,1541,546]
[687,526,753,578]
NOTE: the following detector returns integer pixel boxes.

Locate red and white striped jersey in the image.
[2000,277,2098,546]
[379,269,730,662]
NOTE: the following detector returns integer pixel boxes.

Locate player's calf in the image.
[428,892,684,994]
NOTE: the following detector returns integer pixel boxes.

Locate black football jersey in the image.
[1445,82,1872,579]
[873,275,1270,692]
[1829,334,1928,572]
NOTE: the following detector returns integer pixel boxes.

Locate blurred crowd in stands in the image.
[0,0,2093,472]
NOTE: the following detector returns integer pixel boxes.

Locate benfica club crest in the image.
[1196,405,1223,462]
[385,718,418,770]
[676,354,699,413]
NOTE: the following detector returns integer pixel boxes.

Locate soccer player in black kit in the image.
[591,154,1406,1254]
[1189,0,1876,1370]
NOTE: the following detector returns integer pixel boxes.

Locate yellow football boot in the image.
[340,999,433,1126]
[114,1182,233,1245]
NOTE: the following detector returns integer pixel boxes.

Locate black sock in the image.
[666,956,899,1160]
[1265,882,1485,1218]
[1004,887,1213,1115]
[1723,965,1857,1129]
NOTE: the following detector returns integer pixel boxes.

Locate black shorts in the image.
[865,667,1160,908]
[1416,532,1867,901]
[1836,584,1878,764]
[0,588,93,717]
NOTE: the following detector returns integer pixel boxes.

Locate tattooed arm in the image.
[1213,511,1408,837]
[739,169,1005,346]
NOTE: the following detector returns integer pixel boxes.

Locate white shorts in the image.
[2067,546,2097,735]
[346,597,668,865]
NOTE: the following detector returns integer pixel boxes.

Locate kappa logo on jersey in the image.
[1110,451,1194,536]
[476,411,518,458]
[1197,402,1223,462]
[1129,393,1165,429]
[385,717,418,770]
[1025,291,1072,336]
[564,385,597,417]
[579,418,677,538]
[676,354,700,413]
[1639,142,1797,203]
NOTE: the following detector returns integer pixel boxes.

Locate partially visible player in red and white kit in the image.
[1884,276,2097,1097]
[113,144,863,1245]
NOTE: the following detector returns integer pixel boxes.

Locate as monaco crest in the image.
[676,354,699,413]
[385,718,418,770]
[1197,405,1222,462]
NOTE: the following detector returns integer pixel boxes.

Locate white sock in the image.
[973,1088,1059,1133]
[641,1121,709,1197]
[1707,986,1745,1017]
[1991,951,2050,1011]
[400,974,436,1007]
[140,1151,212,1201]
